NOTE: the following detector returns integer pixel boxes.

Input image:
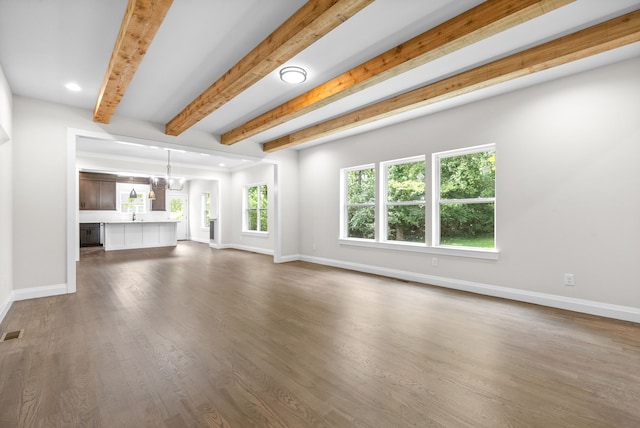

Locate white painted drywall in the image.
[297,57,640,309]
[265,149,300,260]
[0,64,13,319]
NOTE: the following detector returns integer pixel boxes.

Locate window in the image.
[342,165,375,239]
[119,192,146,214]
[202,193,210,228]
[245,184,268,232]
[433,144,495,248]
[339,145,497,258]
[382,157,426,243]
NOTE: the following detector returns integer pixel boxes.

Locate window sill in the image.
[338,238,499,260]
[242,231,269,238]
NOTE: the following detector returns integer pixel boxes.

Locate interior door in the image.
[168,194,188,240]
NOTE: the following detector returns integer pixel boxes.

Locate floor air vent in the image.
[0,329,24,342]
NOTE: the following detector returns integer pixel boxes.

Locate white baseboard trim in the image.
[0,293,12,325]
[190,237,210,245]
[300,255,640,324]
[275,254,301,263]
[228,244,274,256]
[12,284,68,302]
[1,284,68,325]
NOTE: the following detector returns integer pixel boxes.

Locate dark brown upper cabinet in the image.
[151,178,166,211]
[79,172,117,210]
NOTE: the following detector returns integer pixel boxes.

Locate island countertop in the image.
[103,221,178,251]
[102,220,180,224]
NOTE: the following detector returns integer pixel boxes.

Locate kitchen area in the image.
[78,171,180,251]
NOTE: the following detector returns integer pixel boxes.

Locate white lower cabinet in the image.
[104,221,177,251]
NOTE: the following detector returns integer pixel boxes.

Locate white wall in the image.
[230,163,275,254]
[298,57,640,318]
[0,64,13,322]
[265,149,300,261]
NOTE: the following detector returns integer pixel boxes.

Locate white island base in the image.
[104,221,178,251]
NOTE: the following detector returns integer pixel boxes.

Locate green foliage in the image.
[440,234,494,248]
[439,150,495,247]
[440,203,494,244]
[170,198,184,220]
[203,193,211,227]
[386,161,426,242]
[247,185,267,231]
[343,150,495,247]
[347,206,375,239]
[346,168,375,238]
[347,168,375,203]
[440,151,495,199]
[387,204,425,242]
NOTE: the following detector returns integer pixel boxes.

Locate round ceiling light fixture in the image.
[64,82,82,92]
[279,66,307,84]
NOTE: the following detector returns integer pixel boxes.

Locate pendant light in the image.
[129,177,137,199]
[148,177,156,200]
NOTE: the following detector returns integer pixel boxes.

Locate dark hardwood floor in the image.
[1,241,639,427]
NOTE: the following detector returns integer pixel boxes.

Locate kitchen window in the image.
[119,192,147,214]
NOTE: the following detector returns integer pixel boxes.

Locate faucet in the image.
[132,213,136,221]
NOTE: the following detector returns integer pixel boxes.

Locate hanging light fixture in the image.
[279,66,307,84]
[166,150,184,191]
[129,177,137,199]
[148,177,156,200]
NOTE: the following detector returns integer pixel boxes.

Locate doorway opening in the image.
[168,194,188,240]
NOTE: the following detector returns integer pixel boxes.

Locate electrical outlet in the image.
[431,257,438,267]
[564,273,575,286]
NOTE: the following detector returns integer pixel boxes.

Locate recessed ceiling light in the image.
[279,66,307,84]
[64,82,82,92]
[219,163,225,167]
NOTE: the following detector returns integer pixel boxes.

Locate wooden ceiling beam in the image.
[222,0,573,146]
[164,0,373,137]
[93,0,173,124]
[263,9,640,152]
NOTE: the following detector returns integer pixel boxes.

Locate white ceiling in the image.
[1,0,640,172]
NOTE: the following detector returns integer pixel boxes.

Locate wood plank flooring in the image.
[1,241,639,427]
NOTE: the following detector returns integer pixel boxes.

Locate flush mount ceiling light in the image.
[279,66,307,84]
[64,82,82,92]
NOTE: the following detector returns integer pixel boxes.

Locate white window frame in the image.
[201,192,210,229]
[338,147,498,260]
[380,155,426,244]
[340,164,376,241]
[243,183,268,235]
[432,143,496,249]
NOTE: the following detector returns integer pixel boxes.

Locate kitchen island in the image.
[103,220,179,251]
